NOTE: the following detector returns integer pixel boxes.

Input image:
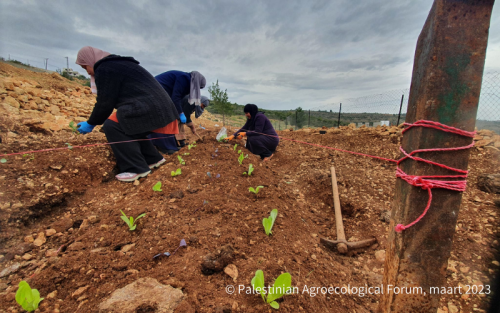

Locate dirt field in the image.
[0,63,499,312]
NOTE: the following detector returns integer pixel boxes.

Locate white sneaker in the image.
[149,158,166,169]
[115,171,151,182]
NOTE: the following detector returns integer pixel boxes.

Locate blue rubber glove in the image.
[77,121,96,134]
[179,112,187,124]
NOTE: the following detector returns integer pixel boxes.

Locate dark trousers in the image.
[102,120,163,173]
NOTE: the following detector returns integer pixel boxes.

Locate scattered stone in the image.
[477,173,500,194]
[121,244,135,253]
[24,235,34,243]
[68,242,85,251]
[33,232,46,247]
[72,285,90,298]
[0,282,8,291]
[45,249,59,257]
[459,267,470,273]
[133,180,140,186]
[170,190,184,199]
[201,245,235,275]
[375,250,386,263]
[98,277,184,313]
[45,229,57,237]
[224,264,238,282]
[46,290,58,299]
[21,253,33,261]
[51,218,73,233]
[0,263,21,278]
[447,302,459,313]
[79,219,90,230]
[88,215,101,224]
[492,261,500,267]
[379,210,391,223]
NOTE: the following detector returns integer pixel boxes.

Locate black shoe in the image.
[178,140,186,147]
[166,149,176,155]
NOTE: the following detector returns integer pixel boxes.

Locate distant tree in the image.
[295,107,306,129]
[208,80,232,126]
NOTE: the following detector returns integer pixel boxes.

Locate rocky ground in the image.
[0,62,500,313]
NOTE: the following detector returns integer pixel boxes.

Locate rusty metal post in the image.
[380,0,494,312]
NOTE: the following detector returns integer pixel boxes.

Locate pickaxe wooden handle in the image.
[330,166,348,253]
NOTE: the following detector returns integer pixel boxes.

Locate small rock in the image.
[45,229,57,237]
[88,215,101,224]
[121,244,135,253]
[51,218,73,233]
[68,242,85,251]
[224,264,238,282]
[98,277,184,312]
[46,290,58,299]
[492,261,500,266]
[124,269,139,276]
[447,302,458,313]
[0,263,21,278]
[72,285,90,298]
[33,232,46,247]
[45,249,59,257]
[201,245,234,275]
[170,190,184,199]
[375,250,386,263]
[80,219,90,230]
[459,267,470,273]
[0,282,8,291]
[311,254,317,260]
[21,253,32,261]
[24,235,34,243]
[133,180,140,186]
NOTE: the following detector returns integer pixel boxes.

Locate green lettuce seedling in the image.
[0,158,6,163]
[22,154,35,161]
[69,121,78,134]
[188,142,196,150]
[171,168,182,177]
[217,134,227,142]
[238,153,245,165]
[65,143,73,150]
[233,144,238,151]
[251,270,292,309]
[263,209,278,236]
[183,153,190,156]
[177,155,185,165]
[152,181,162,192]
[249,186,264,194]
[238,150,242,154]
[120,210,146,231]
[15,281,44,312]
[243,164,254,176]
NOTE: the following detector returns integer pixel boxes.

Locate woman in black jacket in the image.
[75,46,179,182]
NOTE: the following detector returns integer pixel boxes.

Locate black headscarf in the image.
[244,104,259,130]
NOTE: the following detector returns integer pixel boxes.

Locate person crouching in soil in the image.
[225,104,279,162]
[75,46,179,182]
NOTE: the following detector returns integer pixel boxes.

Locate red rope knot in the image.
[394,120,475,233]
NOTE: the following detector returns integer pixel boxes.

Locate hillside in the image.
[0,62,499,312]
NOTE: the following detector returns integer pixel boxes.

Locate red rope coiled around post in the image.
[394,120,475,233]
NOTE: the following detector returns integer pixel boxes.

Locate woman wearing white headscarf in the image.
[75,46,179,182]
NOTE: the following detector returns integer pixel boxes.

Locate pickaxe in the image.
[320,166,376,254]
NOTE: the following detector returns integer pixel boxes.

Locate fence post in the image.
[380,0,493,312]
[337,103,342,127]
[396,94,404,126]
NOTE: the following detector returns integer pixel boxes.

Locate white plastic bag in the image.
[216,127,227,141]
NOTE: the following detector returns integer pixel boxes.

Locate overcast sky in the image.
[1,0,499,112]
